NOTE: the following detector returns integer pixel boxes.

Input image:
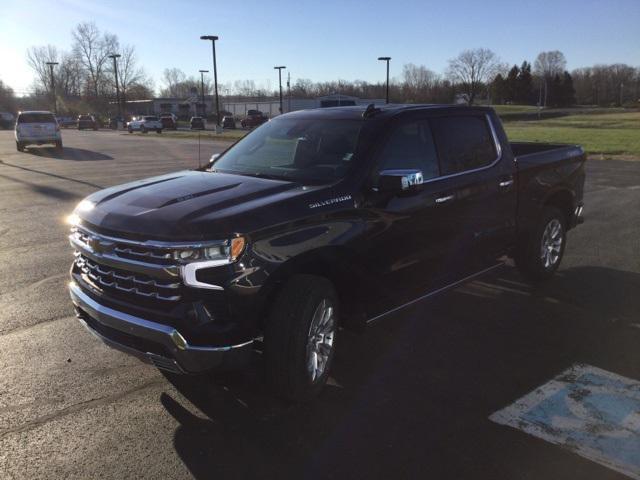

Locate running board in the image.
[366,263,504,325]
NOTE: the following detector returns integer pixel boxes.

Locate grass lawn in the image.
[503,111,640,158]
[159,128,248,142]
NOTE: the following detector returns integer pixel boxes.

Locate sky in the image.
[1,0,639,95]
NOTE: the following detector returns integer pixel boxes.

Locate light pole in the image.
[199,70,209,116]
[45,62,59,114]
[378,57,391,104]
[274,66,286,114]
[200,35,220,126]
[108,54,122,120]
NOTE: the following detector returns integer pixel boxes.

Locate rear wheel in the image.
[16,141,24,152]
[141,125,147,134]
[264,275,338,402]
[55,140,63,151]
[515,206,567,281]
[156,129,162,134]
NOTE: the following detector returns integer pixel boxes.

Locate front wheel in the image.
[141,125,147,134]
[156,129,162,134]
[264,275,338,402]
[515,206,567,281]
[55,140,63,151]
[16,141,24,152]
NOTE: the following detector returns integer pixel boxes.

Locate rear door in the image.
[429,112,516,270]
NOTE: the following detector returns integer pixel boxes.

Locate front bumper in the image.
[69,281,253,374]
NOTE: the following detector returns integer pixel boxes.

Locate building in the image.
[123,94,385,119]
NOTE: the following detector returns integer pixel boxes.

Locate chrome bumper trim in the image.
[69,282,253,373]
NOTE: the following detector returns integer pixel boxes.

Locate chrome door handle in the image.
[435,195,455,204]
[499,179,514,188]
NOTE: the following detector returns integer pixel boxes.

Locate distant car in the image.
[1,111,16,129]
[190,116,205,130]
[160,113,178,130]
[221,116,236,129]
[77,115,98,130]
[56,116,76,128]
[241,110,268,128]
[127,116,163,134]
[14,110,62,151]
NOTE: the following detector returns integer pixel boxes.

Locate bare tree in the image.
[107,45,149,102]
[534,51,567,106]
[72,22,119,97]
[0,78,17,112]
[402,63,439,102]
[447,48,502,104]
[161,68,186,96]
[26,45,60,94]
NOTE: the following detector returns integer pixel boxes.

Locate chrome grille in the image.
[75,253,181,301]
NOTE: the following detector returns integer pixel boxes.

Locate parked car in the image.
[190,116,205,130]
[56,116,76,128]
[67,104,585,401]
[240,109,268,128]
[1,111,16,129]
[77,115,98,130]
[15,110,62,151]
[127,116,163,134]
[221,115,236,129]
[160,113,178,130]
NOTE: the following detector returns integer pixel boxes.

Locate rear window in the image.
[430,116,497,175]
[18,113,56,124]
[144,116,158,121]
[79,115,92,121]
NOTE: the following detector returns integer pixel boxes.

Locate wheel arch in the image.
[256,246,370,331]
[543,188,574,225]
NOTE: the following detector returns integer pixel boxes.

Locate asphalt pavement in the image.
[0,129,639,479]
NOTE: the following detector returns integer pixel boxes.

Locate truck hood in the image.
[79,170,323,240]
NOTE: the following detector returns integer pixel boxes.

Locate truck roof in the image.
[283,104,495,120]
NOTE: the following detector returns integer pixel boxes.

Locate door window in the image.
[430,116,497,175]
[377,120,440,180]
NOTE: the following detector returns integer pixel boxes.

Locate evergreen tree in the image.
[516,61,534,104]
[561,71,576,106]
[505,65,519,103]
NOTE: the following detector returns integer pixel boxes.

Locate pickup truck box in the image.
[68,104,585,401]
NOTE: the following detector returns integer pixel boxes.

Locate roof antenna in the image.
[363,103,381,119]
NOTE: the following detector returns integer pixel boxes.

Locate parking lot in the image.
[1,128,639,479]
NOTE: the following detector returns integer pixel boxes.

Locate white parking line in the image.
[490,364,640,479]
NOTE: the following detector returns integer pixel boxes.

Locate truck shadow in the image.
[161,265,640,479]
[25,146,113,161]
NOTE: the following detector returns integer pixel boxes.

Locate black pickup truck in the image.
[68,104,585,401]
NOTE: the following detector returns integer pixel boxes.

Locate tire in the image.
[141,125,147,134]
[16,141,24,152]
[156,129,162,134]
[264,274,339,402]
[128,127,133,133]
[515,206,567,281]
[55,140,63,151]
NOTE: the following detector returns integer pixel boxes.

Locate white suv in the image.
[15,111,62,151]
[127,115,163,134]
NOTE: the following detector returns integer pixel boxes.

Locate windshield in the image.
[211,117,362,183]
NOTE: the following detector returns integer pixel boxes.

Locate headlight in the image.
[66,199,95,225]
[172,236,246,264]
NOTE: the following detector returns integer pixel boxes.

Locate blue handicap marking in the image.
[490,364,640,479]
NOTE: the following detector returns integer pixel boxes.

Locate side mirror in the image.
[208,153,220,167]
[377,169,424,193]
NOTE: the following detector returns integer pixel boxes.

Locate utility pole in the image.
[108,54,122,120]
[199,70,209,116]
[274,66,286,114]
[200,36,220,126]
[378,57,391,103]
[620,82,624,106]
[45,62,59,114]
[287,71,291,113]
